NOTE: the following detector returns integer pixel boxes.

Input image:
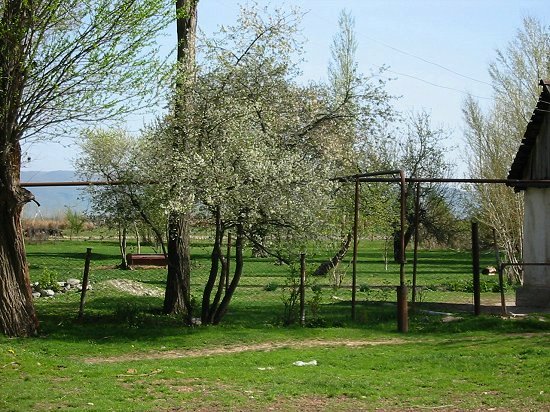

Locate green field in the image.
[1,238,548,411]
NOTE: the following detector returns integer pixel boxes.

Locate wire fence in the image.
[24,231,513,326]
[21,183,515,325]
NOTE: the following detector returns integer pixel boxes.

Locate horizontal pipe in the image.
[333,176,550,186]
[20,177,550,188]
[20,180,155,187]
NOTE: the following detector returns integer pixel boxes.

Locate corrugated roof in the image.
[507,79,550,190]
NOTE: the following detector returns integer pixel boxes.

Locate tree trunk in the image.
[201,207,222,323]
[207,251,227,324]
[161,0,197,324]
[118,224,129,269]
[163,212,192,322]
[212,223,244,325]
[0,143,39,336]
[393,224,414,263]
[312,232,352,276]
[0,2,39,337]
[134,222,141,254]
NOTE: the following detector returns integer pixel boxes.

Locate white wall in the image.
[523,188,550,287]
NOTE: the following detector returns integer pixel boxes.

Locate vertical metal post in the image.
[397,170,408,333]
[492,229,507,315]
[225,232,232,290]
[411,183,421,307]
[300,253,306,327]
[78,248,92,319]
[472,222,481,316]
[351,176,360,321]
[497,264,507,316]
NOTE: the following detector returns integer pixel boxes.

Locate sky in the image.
[22,0,550,177]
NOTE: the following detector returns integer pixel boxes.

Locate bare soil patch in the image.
[85,338,406,364]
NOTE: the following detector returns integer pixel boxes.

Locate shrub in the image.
[37,269,61,292]
[264,282,278,292]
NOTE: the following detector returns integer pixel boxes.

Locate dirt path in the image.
[85,338,407,364]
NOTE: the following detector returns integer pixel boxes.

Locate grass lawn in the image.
[0,237,548,411]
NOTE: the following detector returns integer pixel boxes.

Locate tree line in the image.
[1,0,547,337]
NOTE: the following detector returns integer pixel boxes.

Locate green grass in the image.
[1,237,547,410]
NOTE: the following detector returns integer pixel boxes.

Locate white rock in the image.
[67,278,81,286]
[32,292,41,299]
[293,360,317,366]
[40,289,55,297]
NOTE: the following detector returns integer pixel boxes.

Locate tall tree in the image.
[75,129,167,268]
[463,16,550,281]
[362,111,456,260]
[0,0,172,337]
[163,0,198,319]
[144,6,393,324]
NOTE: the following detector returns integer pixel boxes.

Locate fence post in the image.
[411,183,421,307]
[78,248,92,319]
[492,229,507,315]
[300,253,306,327]
[471,222,481,316]
[351,176,360,321]
[397,170,408,333]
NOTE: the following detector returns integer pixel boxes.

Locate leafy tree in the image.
[75,129,166,269]
[0,0,172,336]
[64,208,87,240]
[463,16,550,282]
[362,111,456,261]
[144,6,393,325]
[163,0,198,320]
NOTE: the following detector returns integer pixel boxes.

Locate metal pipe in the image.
[411,183,420,306]
[351,176,360,321]
[472,222,481,316]
[399,170,406,285]
[21,177,550,188]
[332,176,550,186]
[397,170,408,333]
[492,229,507,316]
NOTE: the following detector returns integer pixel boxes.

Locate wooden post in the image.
[351,176,360,321]
[300,253,306,327]
[78,248,92,319]
[472,222,481,316]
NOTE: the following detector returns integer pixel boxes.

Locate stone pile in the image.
[31,278,92,299]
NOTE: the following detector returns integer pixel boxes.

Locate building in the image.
[507,79,550,307]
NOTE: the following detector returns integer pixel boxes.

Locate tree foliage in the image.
[0,0,173,337]
[360,111,457,260]
[140,6,393,324]
[463,16,550,282]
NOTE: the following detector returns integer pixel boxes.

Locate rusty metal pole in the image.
[411,183,421,307]
[397,171,408,333]
[492,229,507,315]
[497,265,507,315]
[471,222,481,316]
[351,176,360,321]
[78,248,92,319]
[300,253,306,326]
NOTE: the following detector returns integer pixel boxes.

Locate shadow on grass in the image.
[27,251,116,262]
[32,292,550,347]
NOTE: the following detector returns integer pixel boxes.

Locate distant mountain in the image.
[21,170,89,218]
